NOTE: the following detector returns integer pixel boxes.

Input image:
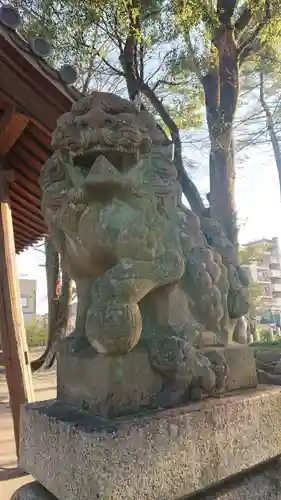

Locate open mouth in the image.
[73,146,139,172]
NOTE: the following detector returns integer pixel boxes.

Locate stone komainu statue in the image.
[40,91,250,398]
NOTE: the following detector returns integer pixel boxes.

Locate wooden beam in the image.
[10,197,46,234]
[10,180,41,208]
[12,214,42,240]
[0,107,29,155]
[13,169,42,198]
[0,168,34,458]
[10,188,44,218]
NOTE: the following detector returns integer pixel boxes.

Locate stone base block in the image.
[57,338,257,417]
[12,460,281,500]
[19,387,281,500]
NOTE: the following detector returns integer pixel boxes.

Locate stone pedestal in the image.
[13,458,281,500]
[57,338,257,417]
[17,387,281,500]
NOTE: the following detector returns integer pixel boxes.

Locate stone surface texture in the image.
[20,387,281,500]
[57,339,257,417]
[12,458,281,500]
[255,347,281,386]
[39,90,252,403]
[202,459,281,500]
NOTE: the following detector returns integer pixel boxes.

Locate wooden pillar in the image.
[0,108,35,458]
[0,169,34,457]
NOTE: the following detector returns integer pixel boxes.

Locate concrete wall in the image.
[19,279,37,325]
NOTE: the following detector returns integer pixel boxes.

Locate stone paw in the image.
[85,302,142,355]
[203,349,228,392]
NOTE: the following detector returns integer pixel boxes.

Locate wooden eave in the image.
[0,21,81,253]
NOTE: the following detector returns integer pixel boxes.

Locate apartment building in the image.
[243,237,281,322]
[19,278,37,325]
[38,300,77,333]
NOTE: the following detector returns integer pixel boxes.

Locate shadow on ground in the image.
[0,467,28,482]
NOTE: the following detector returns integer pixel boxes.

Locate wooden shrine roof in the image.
[0,6,81,252]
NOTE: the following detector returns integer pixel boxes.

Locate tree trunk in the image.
[250,317,259,342]
[259,69,281,199]
[203,25,239,248]
[31,237,72,372]
[209,131,237,245]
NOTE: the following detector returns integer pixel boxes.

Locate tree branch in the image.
[113,8,123,53]
[79,38,124,77]
[139,43,144,81]
[238,0,270,65]
[181,168,206,215]
[152,79,189,91]
[146,50,175,86]
[139,82,178,135]
[235,7,252,33]
[137,81,205,215]
[259,67,281,177]
[186,33,203,83]
[102,55,125,76]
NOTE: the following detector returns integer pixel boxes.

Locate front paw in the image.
[203,350,228,393]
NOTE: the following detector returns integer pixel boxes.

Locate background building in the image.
[38,300,77,333]
[19,279,37,325]
[243,237,281,323]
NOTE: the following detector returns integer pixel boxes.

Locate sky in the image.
[16,143,281,315]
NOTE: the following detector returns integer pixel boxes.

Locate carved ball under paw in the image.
[85,302,142,355]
